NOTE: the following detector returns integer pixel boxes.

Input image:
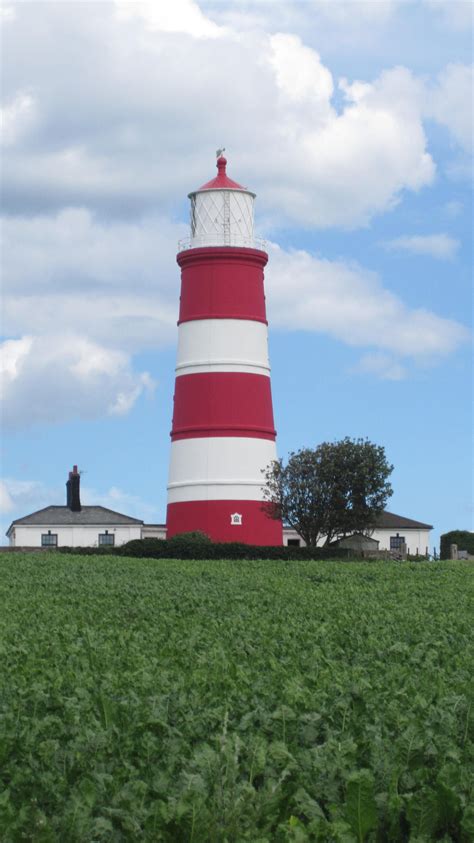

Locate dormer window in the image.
[230,513,242,526]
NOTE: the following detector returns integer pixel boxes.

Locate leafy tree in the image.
[440,530,474,560]
[262,437,393,547]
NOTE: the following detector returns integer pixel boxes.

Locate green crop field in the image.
[1,554,473,842]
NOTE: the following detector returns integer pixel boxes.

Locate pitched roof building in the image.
[6,467,143,548]
[283,510,433,555]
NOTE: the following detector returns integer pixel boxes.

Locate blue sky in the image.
[1,0,472,549]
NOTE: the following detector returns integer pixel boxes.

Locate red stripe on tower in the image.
[178,249,268,324]
[166,153,283,545]
[172,372,276,440]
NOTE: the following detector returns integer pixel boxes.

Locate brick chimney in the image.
[66,465,81,512]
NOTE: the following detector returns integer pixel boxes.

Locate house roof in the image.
[6,505,144,535]
[283,511,433,533]
[373,511,433,530]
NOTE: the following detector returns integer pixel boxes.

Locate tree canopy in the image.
[262,438,394,547]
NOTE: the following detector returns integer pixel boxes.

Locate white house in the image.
[6,466,143,548]
[7,507,144,549]
[282,511,433,555]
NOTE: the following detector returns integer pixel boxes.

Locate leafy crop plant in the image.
[0,555,472,841]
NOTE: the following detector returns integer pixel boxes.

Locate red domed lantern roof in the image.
[194,154,250,193]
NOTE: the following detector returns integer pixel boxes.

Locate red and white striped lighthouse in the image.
[166,153,283,545]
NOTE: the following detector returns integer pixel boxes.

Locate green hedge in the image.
[440,530,474,560]
[57,537,353,561]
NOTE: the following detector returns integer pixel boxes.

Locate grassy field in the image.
[0,554,473,842]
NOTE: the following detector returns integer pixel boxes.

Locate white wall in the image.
[283,527,431,554]
[10,524,142,548]
[371,528,431,555]
[142,525,167,539]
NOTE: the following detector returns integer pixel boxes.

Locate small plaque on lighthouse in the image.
[230,513,243,526]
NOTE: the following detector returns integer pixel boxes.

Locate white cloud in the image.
[116,0,225,38]
[82,484,161,522]
[311,1,399,24]
[260,62,435,228]
[1,208,468,431]
[424,0,473,31]
[0,3,15,24]
[0,481,15,514]
[424,63,473,153]
[266,243,469,360]
[267,33,334,108]
[0,336,33,381]
[1,3,436,229]
[0,91,37,146]
[4,211,466,368]
[0,478,58,518]
[444,200,464,217]
[355,352,406,381]
[203,0,400,36]
[0,334,155,429]
[1,208,182,351]
[0,2,470,428]
[383,233,460,259]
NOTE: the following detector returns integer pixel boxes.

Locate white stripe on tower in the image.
[168,437,278,503]
[175,319,270,377]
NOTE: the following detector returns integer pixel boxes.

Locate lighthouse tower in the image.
[166,153,283,545]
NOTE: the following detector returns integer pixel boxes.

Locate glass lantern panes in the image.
[190,190,255,248]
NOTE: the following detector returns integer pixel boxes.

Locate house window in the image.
[41,531,58,547]
[390,534,406,550]
[230,513,242,526]
[287,539,301,547]
[99,531,115,546]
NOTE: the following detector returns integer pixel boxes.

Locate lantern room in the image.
[178,153,265,252]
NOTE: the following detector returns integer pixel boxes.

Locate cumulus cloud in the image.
[0,91,37,146]
[0,2,470,431]
[1,2,436,228]
[1,207,468,430]
[265,243,468,360]
[354,353,406,381]
[82,484,161,522]
[1,208,182,350]
[0,477,60,518]
[424,63,474,153]
[267,33,334,108]
[204,0,400,36]
[0,334,155,429]
[116,0,225,38]
[424,0,473,31]
[444,200,464,217]
[383,233,460,259]
[0,481,15,514]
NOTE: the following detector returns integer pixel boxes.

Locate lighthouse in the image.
[166,153,283,545]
